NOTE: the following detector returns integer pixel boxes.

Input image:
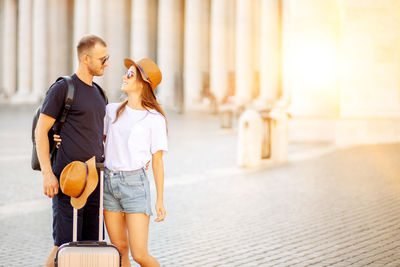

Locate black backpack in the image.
[31,76,107,171]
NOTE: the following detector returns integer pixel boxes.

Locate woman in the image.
[103,58,167,266]
[58,58,167,266]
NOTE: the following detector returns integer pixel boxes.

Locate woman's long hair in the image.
[113,67,167,132]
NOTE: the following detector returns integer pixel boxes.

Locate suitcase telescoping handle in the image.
[72,163,105,242]
[96,163,105,241]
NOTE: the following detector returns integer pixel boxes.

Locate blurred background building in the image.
[0,0,399,147]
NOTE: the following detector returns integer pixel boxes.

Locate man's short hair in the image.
[77,35,107,60]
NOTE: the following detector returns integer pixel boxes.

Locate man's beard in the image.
[88,65,102,76]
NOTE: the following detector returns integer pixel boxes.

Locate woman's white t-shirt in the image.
[104,103,168,171]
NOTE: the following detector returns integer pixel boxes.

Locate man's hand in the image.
[54,134,61,148]
[43,172,59,198]
[36,113,58,198]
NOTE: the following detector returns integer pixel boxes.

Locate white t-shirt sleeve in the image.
[150,115,168,155]
[104,104,110,136]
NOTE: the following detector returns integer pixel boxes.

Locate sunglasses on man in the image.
[87,55,109,65]
[100,55,109,65]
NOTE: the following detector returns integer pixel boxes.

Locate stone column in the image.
[32,0,47,100]
[210,0,229,103]
[89,0,105,38]
[257,0,281,107]
[157,0,184,110]
[340,0,399,118]
[227,1,236,101]
[47,0,72,86]
[0,0,3,96]
[147,0,158,61]
[1,0,17,98]
[283,0,340,117]
[281,0,292,104]
[104,0,130,100]
[14,0,33,102]
[88,0,105,87]
[183,0,210,110]
[235,0,254,107]
[131,0,157,60]
[73,0,89,70]
[11,0,32,103]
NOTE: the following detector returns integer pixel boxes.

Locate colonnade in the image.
[0,0,282,111]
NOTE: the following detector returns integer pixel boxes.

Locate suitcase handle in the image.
[98,164,104,241]
[96,162,105,170]
[72,163,105,242]
[68,241,108,246]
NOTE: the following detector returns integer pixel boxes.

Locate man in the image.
[35,35,109,267]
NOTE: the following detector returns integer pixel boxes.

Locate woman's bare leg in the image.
[104,210,131,267]
[125,213,159,267]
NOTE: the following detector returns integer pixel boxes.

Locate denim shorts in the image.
[103,167,153,216]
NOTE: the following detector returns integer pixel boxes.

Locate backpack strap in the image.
[93,81,108,104]
[55,76,75,132]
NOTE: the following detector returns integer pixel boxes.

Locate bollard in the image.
[259,110,272,159]
[269,107,289,163]
[237,110,263,167]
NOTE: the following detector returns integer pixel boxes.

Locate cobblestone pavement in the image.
[1,105,400,266]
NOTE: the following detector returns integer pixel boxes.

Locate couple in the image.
[35,35,166,267]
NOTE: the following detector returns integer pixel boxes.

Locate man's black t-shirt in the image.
[41,74,106,177]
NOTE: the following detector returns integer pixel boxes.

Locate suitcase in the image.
[55,163,121,267]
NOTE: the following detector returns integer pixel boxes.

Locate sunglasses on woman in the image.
[126,65,152,83]
[126,66,136,79]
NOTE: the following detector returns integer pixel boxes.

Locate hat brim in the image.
[70,156,98,210]
[124,58,157,98]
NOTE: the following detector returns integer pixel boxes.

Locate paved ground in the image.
[0,104,400,266]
